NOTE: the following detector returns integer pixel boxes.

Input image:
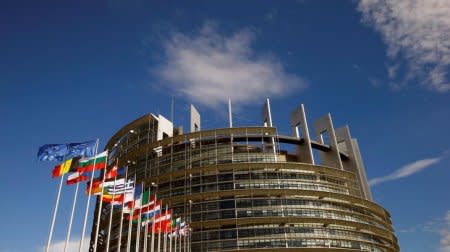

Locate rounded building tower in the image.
[89,101,399,252]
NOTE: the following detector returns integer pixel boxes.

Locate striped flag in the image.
[105,179,134,194]
[52,157,80,178]
[66,171,88,185]
[77,151,108,173]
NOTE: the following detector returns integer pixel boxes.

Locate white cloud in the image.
[369,155,443,186]
[42,237,89,252]
[356,0,450,92]
[440,211,450,252]
[154,22,307,108]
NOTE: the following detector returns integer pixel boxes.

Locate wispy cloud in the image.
[42,237,89,252]
[369,154,445,186]
[440,211,450,252]
[356,0,450,92]
[397,211,450,251]
[153,22,307,108]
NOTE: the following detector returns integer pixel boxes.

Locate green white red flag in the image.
[77,151,107,173]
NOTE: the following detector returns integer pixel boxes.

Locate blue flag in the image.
[117,167,126,177]
[37,144,69,162]
[67,140,96,158]
[37,140,96,162]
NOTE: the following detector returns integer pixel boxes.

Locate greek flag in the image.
[106,179,134,194]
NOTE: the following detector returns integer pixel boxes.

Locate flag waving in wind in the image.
[52,157,80,178]
[37,140,96,162]
[77,151,108,173]
[66,171,88,185]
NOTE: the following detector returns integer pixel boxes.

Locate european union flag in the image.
[67,140,96,158]
[37,144,69,162]
[37,140,97,162]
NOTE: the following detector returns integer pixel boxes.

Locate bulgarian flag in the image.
[66,171,88,185]
[52,157,80,178]
[77,151,107,173]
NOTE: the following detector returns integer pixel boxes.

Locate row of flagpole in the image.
[38,139,191,252]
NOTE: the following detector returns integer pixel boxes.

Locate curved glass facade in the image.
[90,112,399,252]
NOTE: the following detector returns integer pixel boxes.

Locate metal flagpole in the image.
[45,171,66,252]
[150,192,157,252]
[157,204,162,252]
[143,185,151,252]
[105,160,118,252]
[135,182,144,252]
[126,175,136,252]
[163,205,168,252]
[63,179,80,252]
[179,227,182,252]
[117,166,129,252]
[174,235,177,252]
[79,139,100,252]
[169,234,172,252]
[93,151,108,252]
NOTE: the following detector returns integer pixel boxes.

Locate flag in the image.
[156,211,173,233]
[141,203,161,218]
[77,151,108,173]
[123,184,142,213]
[123,190,134,203]
[163,216,173,233]
[37,140,96,161]
[85,177,132,195]
[127,200,159,221]
[67,140,96,158]
[179,222,188,236]
[143,210,172,228]
[105,162,118,180]
[131,189,153,210]
[106,180,134,195]
[52,157,80,178]
[86,179,103,195]
[105,165,125,180]
[102,191,124,204]
[66,171,88,185]
[37,144,68,162]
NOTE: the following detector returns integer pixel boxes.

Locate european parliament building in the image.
[89,100,399,252]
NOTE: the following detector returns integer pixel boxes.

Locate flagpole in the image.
[169,234,172,252]
[143,185,151,252]
[135,182,144,252]
[174,234,177,252]
[163,205,168,252]
[93,151,108,252]
[105,160,118,252]
[157,204,162,252]
[150,191,157,252]
[117,165,129,252]
[79,139,99,252]
[126,175,136,252]
[45,171,65,252]
[63,180,79,252]
[179,229,181,252]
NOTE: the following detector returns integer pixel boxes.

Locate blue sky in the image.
[1,0,449,251]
